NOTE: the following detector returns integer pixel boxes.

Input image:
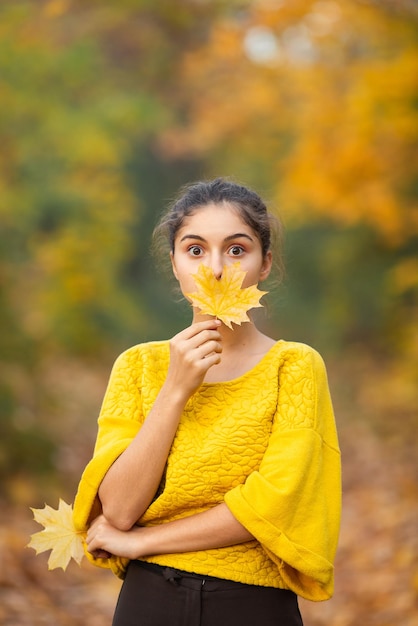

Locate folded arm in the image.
[86,502,254,560]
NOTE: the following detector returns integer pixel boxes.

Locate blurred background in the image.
[0,0,417,624]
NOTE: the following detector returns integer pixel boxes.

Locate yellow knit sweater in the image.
[73,340,341,601]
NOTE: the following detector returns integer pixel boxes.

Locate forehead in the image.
[176,202,253,237]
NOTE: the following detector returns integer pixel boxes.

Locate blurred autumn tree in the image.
[0,0,417,499]
[161,0,418,346]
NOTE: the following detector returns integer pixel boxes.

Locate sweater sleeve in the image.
[72,347,143,577]
[224,344,341,601]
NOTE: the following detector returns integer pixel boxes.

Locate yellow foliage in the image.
[43,0,70,19]
[388,258,418,294]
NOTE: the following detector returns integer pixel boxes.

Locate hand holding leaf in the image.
[186,262,268,329]
[27,499,85,571]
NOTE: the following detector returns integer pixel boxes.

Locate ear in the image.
[259,251,273,282]
[170,251,179,281]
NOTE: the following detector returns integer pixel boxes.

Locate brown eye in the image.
[229,245,244,256]
[189,246,203,256]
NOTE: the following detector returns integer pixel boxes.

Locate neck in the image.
[192,312,270,352]
[192,313,276,383]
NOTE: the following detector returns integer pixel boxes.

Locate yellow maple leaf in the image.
[186,262,268,329]
[27,499,85,571]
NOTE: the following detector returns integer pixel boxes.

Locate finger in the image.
[193,329,222,348]
[191,319,222,331]
[194,339,222,360]
[179,329,222,353]
[86,532,106,554]
[200,350,222,368]
[87,514,105,531]
[178,319,222,341]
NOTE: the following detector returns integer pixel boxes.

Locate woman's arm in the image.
[86,503,254,560]
[98,320,222,530]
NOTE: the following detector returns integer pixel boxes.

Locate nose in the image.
[208,254,223,280]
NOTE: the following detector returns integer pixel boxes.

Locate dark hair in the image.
[152,177,285,282]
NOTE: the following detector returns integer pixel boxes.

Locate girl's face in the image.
[170,202,272,302]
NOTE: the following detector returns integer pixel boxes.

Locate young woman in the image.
[73,178,341,626]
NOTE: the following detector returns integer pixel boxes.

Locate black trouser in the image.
[112,560,303,626]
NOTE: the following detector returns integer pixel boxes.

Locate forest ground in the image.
[1,362,417,626]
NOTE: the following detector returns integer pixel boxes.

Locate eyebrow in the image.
[179,233,255,243]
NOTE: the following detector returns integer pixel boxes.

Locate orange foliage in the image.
[157,0,418,247]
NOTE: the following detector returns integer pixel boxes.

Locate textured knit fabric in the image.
[73,340,341,601]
